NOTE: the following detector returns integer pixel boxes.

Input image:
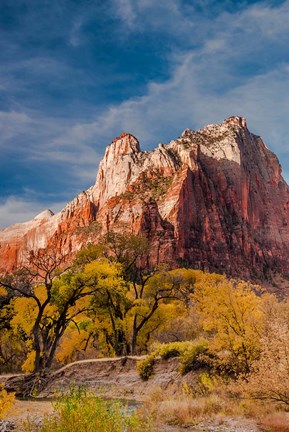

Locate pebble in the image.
[0,421,16,432]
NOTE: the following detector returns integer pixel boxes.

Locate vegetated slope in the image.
[1,116,289,282]
[3,355,213,401]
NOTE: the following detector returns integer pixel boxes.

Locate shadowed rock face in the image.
[1,116,289,280]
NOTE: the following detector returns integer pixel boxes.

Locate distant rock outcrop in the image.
[1,117,289,281]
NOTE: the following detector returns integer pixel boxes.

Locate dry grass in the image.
[16,384,289,432]
[259,412,289,432]
[157,395,223,425]
[138,384,289,431]
[138,386,225,427]
[198,387,289,432]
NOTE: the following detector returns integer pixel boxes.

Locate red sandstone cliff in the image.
[1,116,289,280]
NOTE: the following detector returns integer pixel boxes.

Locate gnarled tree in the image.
[0,248,124,374]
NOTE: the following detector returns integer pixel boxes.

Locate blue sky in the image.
[1,0,289,228]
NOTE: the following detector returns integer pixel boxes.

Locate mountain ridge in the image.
[1,116,289,283]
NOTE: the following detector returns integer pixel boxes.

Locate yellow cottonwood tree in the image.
[243,297,289,405]
[193,275,264,374]
[0,250,125,374]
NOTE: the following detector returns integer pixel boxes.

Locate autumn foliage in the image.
[1,230,289,412]
[0,384,15,419]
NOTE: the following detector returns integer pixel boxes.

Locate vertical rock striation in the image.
[1,120,289,281]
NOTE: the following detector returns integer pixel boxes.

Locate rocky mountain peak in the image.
[110,133,140,158]
[33,209,55,221]
[93,133,143,207]
[223,116,247,129]
[2,117,289,286]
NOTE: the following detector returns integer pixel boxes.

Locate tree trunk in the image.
[114,329,130,356]
[131,316,138,355]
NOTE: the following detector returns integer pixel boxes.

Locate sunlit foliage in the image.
[0,385,15,419]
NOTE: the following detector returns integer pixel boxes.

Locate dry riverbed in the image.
[4,402,261,432]
[1,395,263,432]
[0,362,281,432]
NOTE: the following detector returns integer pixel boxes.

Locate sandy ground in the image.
[0,372,261,431]
[158,415,261,431]
[5,399,54,427]
[4,400,262,432]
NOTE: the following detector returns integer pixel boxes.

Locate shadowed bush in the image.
[137,340,210,380]
[137,354,156,380]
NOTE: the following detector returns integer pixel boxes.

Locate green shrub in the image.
[156,341,193,360]
[137,340,211,380]
[137,354,156,380]
[179,340,209,375]
[22,386,153,432]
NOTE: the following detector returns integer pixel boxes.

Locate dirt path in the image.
[50,355,145,375]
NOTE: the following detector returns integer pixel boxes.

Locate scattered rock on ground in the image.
[0,421,16,431]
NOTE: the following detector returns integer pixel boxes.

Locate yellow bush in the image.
[137,354,156,380]
[23,386,154,432]
[156,341,194,360]
[0,385,15,419]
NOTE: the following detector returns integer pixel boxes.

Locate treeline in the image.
[1,231,289,405]
[0,231,192,373]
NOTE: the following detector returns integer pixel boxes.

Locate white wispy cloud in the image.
[4,1,289,159]
[68,18,84,47]
[2,0,289,230]
[61,1,289,161]
[111,0,199,42]
[0,196,66,229]
[0,108,100,182]
[0,111,32,144]
[113,0,136,28]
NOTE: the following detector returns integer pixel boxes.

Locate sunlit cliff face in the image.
[0,117,288,282]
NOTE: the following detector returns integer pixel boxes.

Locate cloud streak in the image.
[0,196,65,229]
[58,1,289,161]
[1,0,289,226]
